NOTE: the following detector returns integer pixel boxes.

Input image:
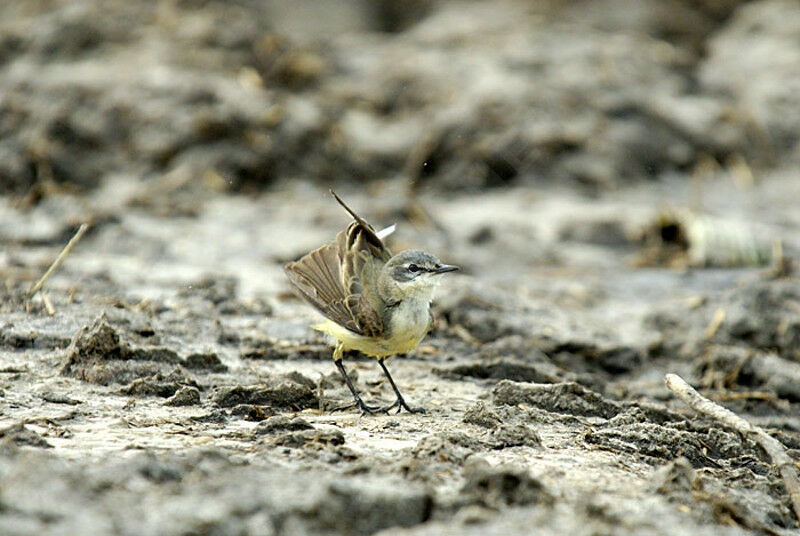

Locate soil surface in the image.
[2,1,800,535]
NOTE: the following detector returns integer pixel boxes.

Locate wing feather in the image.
[285,193,393,338]
[285,236,361,334]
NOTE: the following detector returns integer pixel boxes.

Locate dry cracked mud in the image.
[2,1,800,535]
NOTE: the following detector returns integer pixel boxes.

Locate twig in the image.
[27,223,89,299]
[704,308,726,340]
[41,292,55,316]
[665,373,800,524]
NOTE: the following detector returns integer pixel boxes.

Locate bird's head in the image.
[379,249,458,303]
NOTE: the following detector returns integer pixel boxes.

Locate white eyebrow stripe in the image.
[376,224,396,240]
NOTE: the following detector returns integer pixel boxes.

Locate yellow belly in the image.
[313,319,426,358]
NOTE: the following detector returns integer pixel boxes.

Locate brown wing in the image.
[285,235,360,334]
[285,193,392,337]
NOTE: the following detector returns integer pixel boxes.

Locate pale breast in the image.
[314,299,432,357]
[384,299,431,354]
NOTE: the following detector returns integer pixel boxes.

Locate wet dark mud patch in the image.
[310,478,433,535]
[177,275,274,316]
[436,333,643,396]
[178,275,237,306]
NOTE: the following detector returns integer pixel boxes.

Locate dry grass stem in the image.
[27,223,89,299]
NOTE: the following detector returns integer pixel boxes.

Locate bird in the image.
[284,191,458,414]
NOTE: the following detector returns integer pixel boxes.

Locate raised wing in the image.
[285,192,392,337]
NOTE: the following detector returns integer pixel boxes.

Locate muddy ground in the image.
[2,1,800,535]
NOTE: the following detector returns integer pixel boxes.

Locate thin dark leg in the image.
[331,359,382,415]
[377,358,425,414]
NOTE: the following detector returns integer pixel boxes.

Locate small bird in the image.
[285,191,458,414]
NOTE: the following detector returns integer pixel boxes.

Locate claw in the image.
[331,397,386,415]
[376,396,425,414]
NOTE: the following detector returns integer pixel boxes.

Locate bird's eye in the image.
[408,264,421,273]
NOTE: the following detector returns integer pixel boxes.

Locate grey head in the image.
[385,250,459,282]
[378,249,458,303]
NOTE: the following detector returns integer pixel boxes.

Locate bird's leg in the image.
[376,357,425,414]
[330,343,382,415]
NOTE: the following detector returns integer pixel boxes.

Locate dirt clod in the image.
[463,401,503,428]
[120,369,198,398]
[0,423,52,448]
[183,352,228,372]
[164,386,201,407]
[62,315,182,385]
[493,380,621,419]
[270,427,345,448]
[460,460,553,509]
[488,423,542,449]
[255,415,315,435]
[212,381,319,411]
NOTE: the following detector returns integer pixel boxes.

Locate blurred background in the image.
[1,0,798,194]
[3,0,800,348]
[2,0,799,273]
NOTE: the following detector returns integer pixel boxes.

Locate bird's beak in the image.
[431,264,459,274]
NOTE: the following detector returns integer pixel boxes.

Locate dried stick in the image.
[665,373,800,523]
[27,223,89,299]
[41,292,55,316]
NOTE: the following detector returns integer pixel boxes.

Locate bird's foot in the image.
[378,396,425,415]
[330,397,386,416]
